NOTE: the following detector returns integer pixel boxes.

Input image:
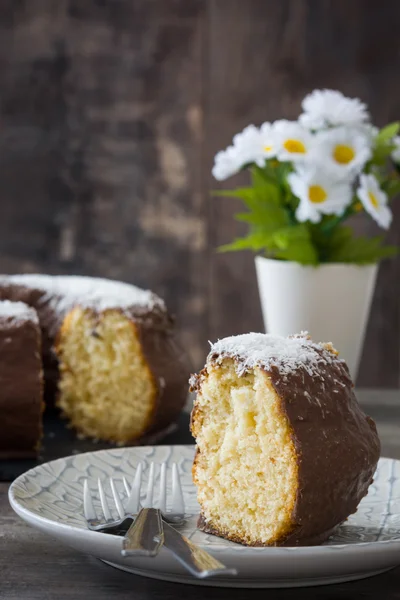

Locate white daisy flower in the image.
[273,120,315,162]
[212,146,242,181]
[356,174,392,229]
[312,127,372,179]
[354,124,379,146]
[391,136,400,164]
[232,124,265,168]
[288,167,352,224]
[259,122,276,159]
[299,89,370,130]
[364,124,379,141]
[212,124,277,180]
[233,123,277,166]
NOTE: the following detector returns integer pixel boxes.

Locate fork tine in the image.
[172,463,185,515]
[143,462,155,508]
[110,478,125,520]
[83,479,97,521]
[123,476,130,497]
[98,478,112,521]
[159,462,167,513]
[125,463,143,513]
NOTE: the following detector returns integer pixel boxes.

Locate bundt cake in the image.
[190,332,380,547]
[0,301,43,458]
[0,275,189,450]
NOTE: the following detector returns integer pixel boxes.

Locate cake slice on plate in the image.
[190,332,380,546]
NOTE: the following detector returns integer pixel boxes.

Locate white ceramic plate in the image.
[8,446,400,588]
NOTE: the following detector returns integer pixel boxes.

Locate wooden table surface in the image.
[2,389,400,600]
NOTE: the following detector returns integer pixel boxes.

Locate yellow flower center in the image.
[264,145,273,152]
[368,192,379,209]
[308,185,327,204]
[354,201,363,213]
[283,139,306,154]
[333,144,355,164]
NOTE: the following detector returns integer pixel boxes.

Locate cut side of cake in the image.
[0,301,43,458]
[190,332,380,547]
[0,275,189,448]
[56,306,163,443]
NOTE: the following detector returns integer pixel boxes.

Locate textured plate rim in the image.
[8,446,400,553]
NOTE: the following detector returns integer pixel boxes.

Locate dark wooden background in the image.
[0,0,399,386]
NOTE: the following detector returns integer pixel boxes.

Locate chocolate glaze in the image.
[0,283,59,404]
[0,277,189,447]
[0,314,43,458]
[190,345,380,547]
[134,314,189,439]
[269,356,380,546]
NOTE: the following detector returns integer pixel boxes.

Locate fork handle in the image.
[158,520,237,579]
[121,508,164,557]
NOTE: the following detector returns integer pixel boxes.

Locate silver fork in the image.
[122,462,236,578]
[121,461,183,556]
[125,462,186,525]
[83,463,163,557]
[83,463,183,531]
[84,463,237,579]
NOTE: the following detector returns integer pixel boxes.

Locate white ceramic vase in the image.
[255,256,378,380]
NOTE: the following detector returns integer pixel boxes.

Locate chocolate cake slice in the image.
[190,332,380,546]
[0,301,43,458]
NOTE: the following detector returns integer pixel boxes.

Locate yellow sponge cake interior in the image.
[56,307,157,443]
[192,357,298,545]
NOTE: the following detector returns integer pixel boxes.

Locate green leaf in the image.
[234,202,289,230]
[269,225,317,264]
[219,224,318,265]
[370,143,396,166]
[325,225,353,248]
[251,165,277,187]
[212,187,255,200]
[250,173,281,204]
[216,179,290,231]
[309,224,398,264]
[274,242,318,265]
[234,212,256,223]
[270,224,307,247]
[327,231,398,264]
[218,232,274,253]
[382,178,400,198]
[213,181,281,208]
[375,122,400,144]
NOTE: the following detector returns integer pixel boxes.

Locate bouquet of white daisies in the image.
[213,89,399,265]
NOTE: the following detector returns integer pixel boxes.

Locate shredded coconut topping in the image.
[209,332,338,377]
[0,300,39,323]
[188,374,198,389]
[0,274,165,314]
